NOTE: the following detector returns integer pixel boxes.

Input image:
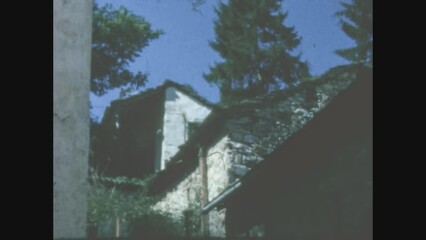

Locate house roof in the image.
[101,79,219,124]
[94,80,218,179]
[202,65,372,213]
[149,64,371,195]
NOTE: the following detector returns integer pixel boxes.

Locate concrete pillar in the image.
[53,0,92,238]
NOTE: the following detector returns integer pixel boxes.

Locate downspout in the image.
[202,180,242,213]
[183,113,188,142]
[199,146,210,237]
[115,216,120,238]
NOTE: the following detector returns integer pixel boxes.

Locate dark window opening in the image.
[187,122,201,139]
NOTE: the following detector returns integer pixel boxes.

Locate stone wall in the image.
[53,0,92,238]
[153,136,232,237]
[206,136,232,237]
[160,87,212,170]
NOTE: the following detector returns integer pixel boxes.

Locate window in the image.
[187,122,201,139]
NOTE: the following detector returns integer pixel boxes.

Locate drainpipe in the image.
[115,216,120,238]
[199,146,210,237]
[202,180,242,213]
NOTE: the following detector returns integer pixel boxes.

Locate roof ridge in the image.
[224,64,364,111]
[109,79,217,109]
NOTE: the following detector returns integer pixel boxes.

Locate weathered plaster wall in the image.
[53,0,92,238]
[153,136,232,237]
[160,87,211,170]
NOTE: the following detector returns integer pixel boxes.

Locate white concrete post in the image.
[53,0,92,238]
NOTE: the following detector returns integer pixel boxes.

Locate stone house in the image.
[91,80,215,237]
[92,80,214,179]
[148,64,371,237]
[93,64,372,238]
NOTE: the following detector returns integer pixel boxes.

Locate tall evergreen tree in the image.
[204,0,309,104]
[335,0,373,65]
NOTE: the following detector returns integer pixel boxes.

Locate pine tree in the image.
[335,0,373,65]
[204,0,309,104]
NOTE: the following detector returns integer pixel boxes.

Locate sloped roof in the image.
[101,80,219,124]
[94,80,218,179]
[149,64,371,194]
[203,65,372,213]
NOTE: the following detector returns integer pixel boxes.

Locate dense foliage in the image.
[87,169,155,226]
[91,3,163,96]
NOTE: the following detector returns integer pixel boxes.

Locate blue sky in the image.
[91,0,353,121]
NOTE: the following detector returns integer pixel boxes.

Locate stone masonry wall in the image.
[153,136,231,237]
[206,136,232,237]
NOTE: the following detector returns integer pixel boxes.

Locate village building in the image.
[147,64,371,238]
[93,64,372,238]
[93,80,215,178]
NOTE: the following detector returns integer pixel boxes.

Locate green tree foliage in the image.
[335,0,373,65]
[87,169,195,237]
[87,169,156,226]
[91,3,163,96]
[204,0,309,104]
